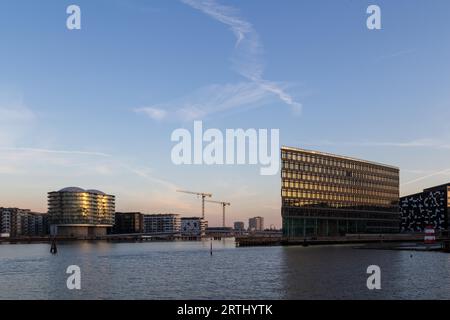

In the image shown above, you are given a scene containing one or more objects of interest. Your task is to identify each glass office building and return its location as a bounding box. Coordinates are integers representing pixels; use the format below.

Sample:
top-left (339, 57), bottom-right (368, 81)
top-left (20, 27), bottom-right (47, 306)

top-left (48, 187), bottom-right (115, 237)
top-left (281, 147), bottom-right (400, 238)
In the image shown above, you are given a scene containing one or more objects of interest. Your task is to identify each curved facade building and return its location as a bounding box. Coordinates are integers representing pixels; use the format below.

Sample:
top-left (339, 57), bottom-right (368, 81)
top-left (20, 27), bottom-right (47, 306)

top-left (48, 187), bottom-right (115, 237)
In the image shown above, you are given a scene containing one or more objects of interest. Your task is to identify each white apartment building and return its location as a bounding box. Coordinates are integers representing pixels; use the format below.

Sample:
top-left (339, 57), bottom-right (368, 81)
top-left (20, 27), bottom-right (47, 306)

top-left (143, 214), bottom-right (181, 234)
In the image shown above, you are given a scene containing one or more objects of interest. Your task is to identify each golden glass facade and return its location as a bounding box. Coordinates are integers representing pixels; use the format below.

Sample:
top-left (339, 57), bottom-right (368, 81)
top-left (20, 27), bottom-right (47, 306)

top-left (48, 187), bottom-right (115, 227)
top-left (281, 147), bottom-right (400, 238)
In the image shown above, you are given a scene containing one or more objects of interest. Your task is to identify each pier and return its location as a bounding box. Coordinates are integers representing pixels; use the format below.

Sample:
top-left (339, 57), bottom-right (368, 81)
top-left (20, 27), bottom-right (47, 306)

top-left (0, 232), bottom-right (213, 244)
top-left (4, 233), bottom-right (450, 253)
top-left (236, 233), bottom-right (450, 249)
top-left (235, 236), bottom-right (282, 247)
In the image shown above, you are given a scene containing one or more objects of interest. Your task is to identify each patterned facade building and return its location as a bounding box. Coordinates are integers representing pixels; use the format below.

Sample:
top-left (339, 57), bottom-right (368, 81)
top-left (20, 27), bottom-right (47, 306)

top-left (181, 217), bottom-right (207, 237)
top-left (400, 183), bottom-right (450, 232)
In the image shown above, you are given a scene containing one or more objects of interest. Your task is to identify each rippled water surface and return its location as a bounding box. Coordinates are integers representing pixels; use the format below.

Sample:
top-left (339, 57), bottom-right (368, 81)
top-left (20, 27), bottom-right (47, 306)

top-left (1, 240), bottom-right (449, 299)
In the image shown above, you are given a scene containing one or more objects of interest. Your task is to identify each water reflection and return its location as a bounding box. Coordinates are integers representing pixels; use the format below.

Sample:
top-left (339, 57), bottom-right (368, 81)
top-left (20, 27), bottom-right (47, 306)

top-left (280, 245), bottom-right (450, 299)
top-left (0, 241), bottom-right (449, 299)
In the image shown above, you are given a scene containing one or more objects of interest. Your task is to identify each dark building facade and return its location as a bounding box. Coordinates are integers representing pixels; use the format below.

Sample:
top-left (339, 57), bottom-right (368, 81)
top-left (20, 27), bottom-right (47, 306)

top-left (113, 212), bottom-right (143, 234)
top-left (248, 216), bottom-right (264, 232)
top-left (281, 147), bottom-right (400, 238)
top-left (400, 183), bottom-right (450, 232)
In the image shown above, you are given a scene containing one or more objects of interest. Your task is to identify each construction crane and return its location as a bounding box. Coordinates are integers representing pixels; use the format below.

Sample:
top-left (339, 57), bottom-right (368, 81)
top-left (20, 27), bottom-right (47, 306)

top-left (205, 200), bottom-right (230, 228)
top-left (176, 190), bottom-right (212, 219)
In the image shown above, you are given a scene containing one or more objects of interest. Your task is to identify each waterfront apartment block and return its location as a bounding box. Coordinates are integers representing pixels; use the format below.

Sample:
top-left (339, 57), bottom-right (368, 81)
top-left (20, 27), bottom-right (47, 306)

top-left (281, 147), bottom-right (400, 238)
top-left (143, 214), bottom-right (181, 234)
top-left (181, 217), bottom-right (207, 237)
top-left (113, 212), bottom-right (144, 234)
top-left (0, 208), bottom-right (48, 237)
top-left (48, 187), bottom-right (115, 237)
top-left (248, 216), bottom-right (264, 232)
top-left (400, 183), bottom-right (450, 232)
top-left (0, 209), bottom-right (11, 237)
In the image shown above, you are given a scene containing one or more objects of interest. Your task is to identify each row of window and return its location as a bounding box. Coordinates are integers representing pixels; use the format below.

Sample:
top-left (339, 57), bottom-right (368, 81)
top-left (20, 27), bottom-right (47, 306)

top-left (50, 210), bottom-right (114, 217)
top-left (48, 200), bottom-right (115, 206)
top-left (283, 207), bottom-right (399, 219)
top-left (282, 162), bottom-right (398, 184)
top-left (281, 151), bottom-right (398, 176)
top-left (282, 195), bottom-right (396, 207)
top-left (48, 194), bottom-right (115, 199)
top-left (49, 203), bottom-right (114, 207)
top-left (284, 218), bottom-right (398, 226)
top-left (281, 181), bottom-right (397, 199)
top-left (48, 204), bottom-right (115, 208)
top-left (50, 218), bottom-right (114, 224)
top-left (282, 170), bottom-right (398, 192)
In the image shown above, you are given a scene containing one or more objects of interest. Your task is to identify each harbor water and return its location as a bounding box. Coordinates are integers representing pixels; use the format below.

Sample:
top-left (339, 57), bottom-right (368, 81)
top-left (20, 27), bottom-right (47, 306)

top-left (0, 239), bottom-right (449, 299)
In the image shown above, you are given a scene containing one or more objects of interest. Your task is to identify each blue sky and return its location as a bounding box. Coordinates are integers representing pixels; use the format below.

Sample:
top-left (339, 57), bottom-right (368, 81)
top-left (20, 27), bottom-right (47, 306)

top-left (1, 0), bottom-right (450, 227)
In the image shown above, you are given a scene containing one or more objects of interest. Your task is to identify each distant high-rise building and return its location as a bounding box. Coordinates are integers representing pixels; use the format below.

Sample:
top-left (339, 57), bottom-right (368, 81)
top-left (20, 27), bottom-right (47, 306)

top-left (281, 146), bottom-right (400, 238)
top-left (181, 217), bottom-right (207, 237)
top-left (0, 208), bottom-right (47, 237)
top-left (400, 183), bottom-right (450, 232)
top-left (114, 212), bottom-right (144, 234)
top-left (248, 217), bottom-right (264, 232)
top-left (143, 214), bottom-right (181, 234)
top-left (48, 187), bottom-right (115, 237)
top-left (234, 221), bottom-right (245, 231)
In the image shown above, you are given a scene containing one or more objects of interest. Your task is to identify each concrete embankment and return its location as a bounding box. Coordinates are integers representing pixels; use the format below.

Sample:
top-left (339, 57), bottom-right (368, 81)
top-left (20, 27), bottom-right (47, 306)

top-left (0, 234), bottom-right (214, 244)
top-left (236, 234), bottom-right (450, 249)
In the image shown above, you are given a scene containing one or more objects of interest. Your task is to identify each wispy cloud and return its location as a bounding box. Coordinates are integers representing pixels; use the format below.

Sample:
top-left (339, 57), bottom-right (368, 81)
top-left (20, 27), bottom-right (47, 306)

top-left (0, 146), bottom-right (178, 190)
top-left (401, 168), bottom-right (450, 187)
top-left (0, 90), bottom-right (183, 213)
top-left (135, 82), bottom-right (278, 122)
top-left (0, 147), bottom-right (111, 157)
top-left (359, 139), bottom-right (450, 149)
top-left (134, 107), bottom-right (168, 121)
top-left (181, 0), bottom-right (302, 114)
top-left (0, 105), bottom-right (34, 122)
top-left (299, 138), bottom-right (450, 150)
top-left (181, 0), bottom-right (263, 77)
top-left (117, 162), bottom-right (179, 191)
top-left (378, 49), bottom-right (416, 61)
top-left (0, 94), bottom-right (35, 146)
top-left (136, 0), bottom-right (303, 122)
